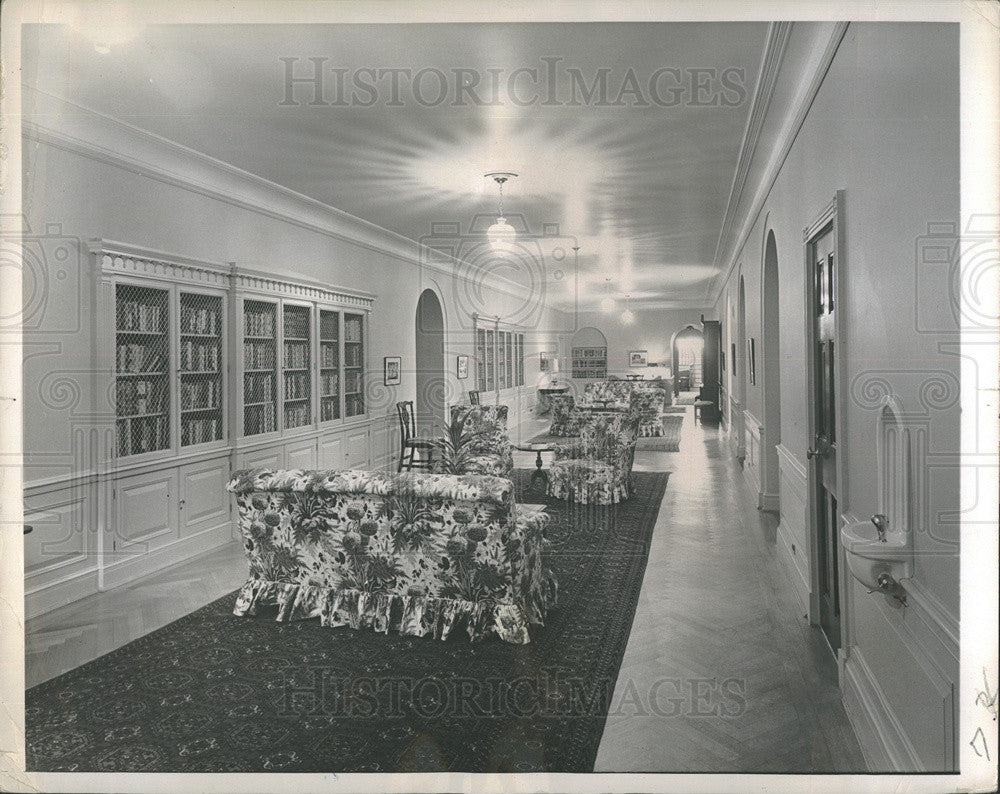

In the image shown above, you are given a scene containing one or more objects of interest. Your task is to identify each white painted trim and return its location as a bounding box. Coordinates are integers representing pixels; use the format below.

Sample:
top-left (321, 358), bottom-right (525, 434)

top-left (24, 568), bottom-right (100, 621)
top-left (99, 523), bottom-right (236, 592)
top-left (776, 441), bottom-right (807, 480)
top-left (776, 522), bottom-right (810, 615)
top-left (842, 645), bottom-right (921, 772)
top-left (710, 22), bottom-right (851, 304)
top-left (759, 491), bottom-right (780, 512)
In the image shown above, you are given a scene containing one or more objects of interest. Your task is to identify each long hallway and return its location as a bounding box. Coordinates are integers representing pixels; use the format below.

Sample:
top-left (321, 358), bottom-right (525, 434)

top-left (27, 403), bottom-right (866, 771)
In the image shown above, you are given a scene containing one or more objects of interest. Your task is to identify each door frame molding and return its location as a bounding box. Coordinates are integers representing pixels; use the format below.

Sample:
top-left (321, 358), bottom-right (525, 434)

top-left (802, 189), bottom-right (851, 674)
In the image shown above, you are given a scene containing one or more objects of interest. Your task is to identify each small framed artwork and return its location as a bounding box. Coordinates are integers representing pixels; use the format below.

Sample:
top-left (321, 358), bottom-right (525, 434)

top-left (384, 356), bottom-right (401, 386)
top-left (747, 338), bottom-right (757, 385)
top-left (456, 354), bottom-right (469, 380)
top-left (731, 342), bottom-right (737, 376)
top-left (539, 351), bottom-right (555, 372)
top-left (628, 350), bottom-right (648, 368)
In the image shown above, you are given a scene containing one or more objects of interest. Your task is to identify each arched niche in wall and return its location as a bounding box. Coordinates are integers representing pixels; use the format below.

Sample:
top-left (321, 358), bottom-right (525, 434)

top-left (569, 326), bottom-right (608, 381)
top-left (415, 288), bottom-right (446, 435)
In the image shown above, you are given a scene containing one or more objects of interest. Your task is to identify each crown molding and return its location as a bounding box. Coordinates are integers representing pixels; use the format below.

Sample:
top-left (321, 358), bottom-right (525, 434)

top-left (708, 21), bottom-right (850, 305)
top-left (709, 21), bottom-right (793, 303)
top-left (21, 87), bottom-right (540, 307)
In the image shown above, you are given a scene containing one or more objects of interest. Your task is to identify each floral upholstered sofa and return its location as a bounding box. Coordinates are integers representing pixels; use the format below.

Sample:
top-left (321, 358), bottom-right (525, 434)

top-left (584, 379), bottom-right (671, 408)
top-left (547, 413), bottom-right (641, 504)
top-left (548, 394), bottom-right (586, 437)
top-left (446, 404), bottom-right (514, 477)
top-left (227, 468), bottom-right (556, 644)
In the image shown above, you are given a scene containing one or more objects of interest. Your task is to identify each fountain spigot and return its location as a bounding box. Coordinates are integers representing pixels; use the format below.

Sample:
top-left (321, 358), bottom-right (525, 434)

top-left (870, 514), bottom-right (888, 542)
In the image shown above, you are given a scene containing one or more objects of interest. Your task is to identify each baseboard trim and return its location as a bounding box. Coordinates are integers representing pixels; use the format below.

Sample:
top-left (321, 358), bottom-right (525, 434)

top-left (842, 645), bottom-right (922, 772)
top-left (99, 523), bottom-right (234, 592)
top-left (776, 521), bottom-right (810, 616)
top-left (759, 491), bottom-right (779, 512)
top-left (25, 568), bottom-right (100, 620)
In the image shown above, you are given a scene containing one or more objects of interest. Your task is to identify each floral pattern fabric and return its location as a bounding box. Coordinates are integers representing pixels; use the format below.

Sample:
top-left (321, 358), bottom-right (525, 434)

top-left (548, 394), bottom-right (585, 437)
top-left (448, 404), bottom-right (514, 477)
top-left (227, 468), bottom-right (557, 644)
top-left (547, 413), bottom-right (640, 504)
top-left (629, 387), bottom-right (667, 437)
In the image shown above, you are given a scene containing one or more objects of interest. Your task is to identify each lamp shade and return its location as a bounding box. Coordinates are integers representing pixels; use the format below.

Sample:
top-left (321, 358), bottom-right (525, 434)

top-left (487, 217), bottom-right (516, 252)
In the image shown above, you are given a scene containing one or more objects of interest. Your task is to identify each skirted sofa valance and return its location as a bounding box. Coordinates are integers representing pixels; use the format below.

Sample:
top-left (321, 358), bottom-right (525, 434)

top-left (227, 468), bottom-right (557, 644)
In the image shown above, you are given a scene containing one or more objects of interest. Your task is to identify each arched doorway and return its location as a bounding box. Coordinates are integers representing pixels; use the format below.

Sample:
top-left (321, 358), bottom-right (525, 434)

top-left (761, 230), bottom-right (782, 510)
top-left (669, 325), bottom-right (704, 395)
top-left (415, 289), bottom-right (445, 436)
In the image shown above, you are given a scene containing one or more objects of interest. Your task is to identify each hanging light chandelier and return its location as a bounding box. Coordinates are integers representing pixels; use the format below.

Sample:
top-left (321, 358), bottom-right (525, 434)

top-left (621, 294), bottom-right (635, 324)
top-left (485, 172), bottom-right (518, 252)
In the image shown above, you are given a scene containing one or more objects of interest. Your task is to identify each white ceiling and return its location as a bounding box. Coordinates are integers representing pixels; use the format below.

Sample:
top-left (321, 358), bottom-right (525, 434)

top-left (23, 20), bottom-right (768, 309)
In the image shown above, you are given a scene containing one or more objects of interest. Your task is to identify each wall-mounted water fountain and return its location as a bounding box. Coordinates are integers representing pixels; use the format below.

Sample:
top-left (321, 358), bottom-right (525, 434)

top-left (842, 397), bottom-right (921, 605)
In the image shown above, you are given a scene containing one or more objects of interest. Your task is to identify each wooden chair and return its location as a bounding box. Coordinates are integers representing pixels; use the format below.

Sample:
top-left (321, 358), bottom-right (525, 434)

top-left (468, 390), bottom-right (481, 405)
top-left (396, 401), bottom-right (435, 471)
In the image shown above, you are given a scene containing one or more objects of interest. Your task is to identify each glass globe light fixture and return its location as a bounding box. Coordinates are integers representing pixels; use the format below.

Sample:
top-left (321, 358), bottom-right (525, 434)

top-left (485, 172), bottom-right (518, 253)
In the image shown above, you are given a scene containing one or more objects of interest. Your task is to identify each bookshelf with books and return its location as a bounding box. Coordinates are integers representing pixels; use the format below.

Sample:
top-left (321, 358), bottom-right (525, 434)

top-left (242, 299), bottom-right (278, 436)
top-left (179, 291), bottom-right (224, 447)
top-left (115, 284), bottom-right (170, 457)
top-left (344, 312), bottom-right (365, 418)
top-left (282, 304), bottom-right (312, 429)
top-left (320, 309), bottom-right (340, 422)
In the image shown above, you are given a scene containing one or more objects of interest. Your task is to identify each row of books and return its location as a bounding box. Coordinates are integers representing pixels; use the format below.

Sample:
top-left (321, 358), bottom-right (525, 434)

top-left (320, 313), bottom-right (339, 339)
top-left (345, 371), bottom-right (363, 393)
top-left (344, 319), bottom-right (363, 342)
top-left (283, 309), bottom-right (310, 339)
top-left (320, 400), bottom-right (340, 422)
top-left (245, 309), bottom-right (275, 337)
top-left (284, 372), bottom-right (309, 400)
top-left (320, 372), bottom-right (339, 396)
top-left (181, 417), bottom-right (221, 446)
top-left (283, 404), bottom-right (310, 428)
top-left (244, 374), bottom-right (274, 403)
top-left (117, 379), bottom-right (166, 416)
top-left (283, 341), bottom-right (309, 369)
top-left (118, 300), bottom-right (164, 333)
top-left (244, 403), bottom-right (276, 435)
top-left (180, 341), bottom-right (220, 372)
top-left (117, 344), bottom-right (165, 374)
top-left (345, 394), bottom-right (365, 417)
top-left (244, 341), bottom-right (275, 370)
top-left (117, 416), bottom-right (168, 456)
top-left (180, 305), bottom-right (219, 335)
top-left (320, 344), bottom-right (339, 368)
top-left (181, 380), bottom-right (221, 411)
top-left (344, 347), bottom-right (363, 368)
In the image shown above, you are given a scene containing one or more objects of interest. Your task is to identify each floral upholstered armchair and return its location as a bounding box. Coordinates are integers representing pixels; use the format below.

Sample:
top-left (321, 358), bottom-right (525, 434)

top-left (548, 394), bottom-right (585, 437)
top-left (226, 468), bottom-right (557, 644)
top-left (629, 387), bottom-right (667, 437)
top-left (445, 404), bottom-right (514, 477)
top-left (547, 412), bottom-right (641, 505)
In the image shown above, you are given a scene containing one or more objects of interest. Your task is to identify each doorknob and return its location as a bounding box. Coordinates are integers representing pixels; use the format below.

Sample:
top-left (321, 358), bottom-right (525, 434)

top-left (806, 448), bottom-right (823, 459)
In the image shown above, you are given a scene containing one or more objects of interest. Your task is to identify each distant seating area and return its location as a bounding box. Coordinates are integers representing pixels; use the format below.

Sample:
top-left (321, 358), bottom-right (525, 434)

top-left (548, 412), bottom-right (641, 504)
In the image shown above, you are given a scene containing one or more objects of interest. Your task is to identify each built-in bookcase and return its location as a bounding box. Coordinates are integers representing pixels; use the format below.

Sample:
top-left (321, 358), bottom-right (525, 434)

top-left (179, 292), bottom-right (224, 446)
top-left (282, 304), bottom-right (312, 429)
top-left (344, 313), bottom-right (365, 418)
top-left (115, 284), bottom-right (170, 457)
top-left (320, 310), bottom-right (340, 422)
top-left (242, 300), bottom-right (277, 436)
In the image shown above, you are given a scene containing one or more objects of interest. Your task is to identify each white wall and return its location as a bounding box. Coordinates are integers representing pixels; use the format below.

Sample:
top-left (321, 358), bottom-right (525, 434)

top-left (713, 22), bottom-right (960, 771)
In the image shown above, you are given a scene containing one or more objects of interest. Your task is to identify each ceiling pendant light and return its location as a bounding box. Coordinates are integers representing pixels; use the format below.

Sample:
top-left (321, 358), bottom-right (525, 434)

top-left (485, 172), bottom-right (518, 253)
top-left (621, 295), bottom-right (635, 325)
top-left (600, 278), bottom-right (615, 313)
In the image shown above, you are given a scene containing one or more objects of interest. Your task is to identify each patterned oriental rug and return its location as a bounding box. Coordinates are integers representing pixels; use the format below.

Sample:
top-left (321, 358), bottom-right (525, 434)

top-left (26, 470), bottom-right (670, 773)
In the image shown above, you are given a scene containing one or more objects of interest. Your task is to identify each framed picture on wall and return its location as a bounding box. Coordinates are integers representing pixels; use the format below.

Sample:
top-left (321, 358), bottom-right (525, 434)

top-left (628, 350), bottom-right (647, 368)
top-left (456, 355), bottom-right (469, 380)
top-left (748, 338), bottom-right (757, 385)
top-left (539, 351), bottom-right (555, 372)
top-left (731, 342), bottom-right (737, 376)
top-left (384, 356), bottom-right (401, 386)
